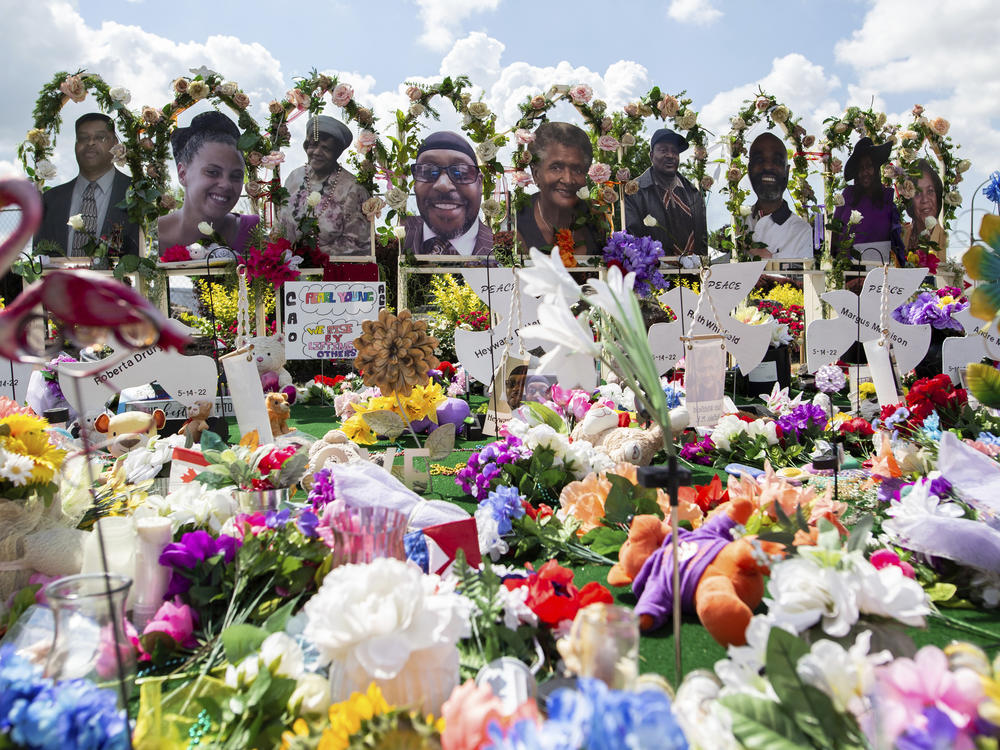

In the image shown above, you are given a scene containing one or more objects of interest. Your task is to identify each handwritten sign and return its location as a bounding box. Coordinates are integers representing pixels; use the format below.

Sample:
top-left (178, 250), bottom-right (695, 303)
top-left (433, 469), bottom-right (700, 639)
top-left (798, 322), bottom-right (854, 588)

top-left (806, 267), bottom-right (931, 374)
top-left (283, 282), bottom-right (385, 360)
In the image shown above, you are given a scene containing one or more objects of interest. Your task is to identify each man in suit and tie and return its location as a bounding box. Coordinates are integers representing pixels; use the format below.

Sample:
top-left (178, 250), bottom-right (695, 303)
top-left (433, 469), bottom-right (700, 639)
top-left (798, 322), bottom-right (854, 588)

top-left (403, 131), bottom-right (494, 257)
top-left (34, 113), bottom-right (139, 258)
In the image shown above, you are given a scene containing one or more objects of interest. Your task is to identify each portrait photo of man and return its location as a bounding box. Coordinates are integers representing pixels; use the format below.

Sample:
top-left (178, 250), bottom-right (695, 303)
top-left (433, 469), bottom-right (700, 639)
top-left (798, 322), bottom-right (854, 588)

top-left (34, 113), bottom-right (139, 258)
top-left (745, 132), bottom-right (813, 260)
top-left (625, 128), bottom-right (707, 258)
top-left (403, 130), bottom-right (494, 256)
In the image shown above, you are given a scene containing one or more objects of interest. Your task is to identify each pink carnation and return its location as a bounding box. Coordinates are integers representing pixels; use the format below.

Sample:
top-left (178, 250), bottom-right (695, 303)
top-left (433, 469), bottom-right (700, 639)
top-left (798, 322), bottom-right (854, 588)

top-left (331, 83), bottom-right (354, 107)
top-left (869, 548), bottom-right (915, 579)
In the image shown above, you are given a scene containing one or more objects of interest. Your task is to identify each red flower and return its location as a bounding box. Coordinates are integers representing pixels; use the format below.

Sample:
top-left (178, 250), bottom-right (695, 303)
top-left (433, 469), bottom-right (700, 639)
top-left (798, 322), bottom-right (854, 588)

top-left (258, 445), bottom-right (297, 473)
top-left (617, 412), bottom-right (631, 428)
top-left (160, 244), bottom-right (192, 262)
top-left (839, 418), bottom-right (874, 437)
top-left (504, 560), bottom-right (614, 626)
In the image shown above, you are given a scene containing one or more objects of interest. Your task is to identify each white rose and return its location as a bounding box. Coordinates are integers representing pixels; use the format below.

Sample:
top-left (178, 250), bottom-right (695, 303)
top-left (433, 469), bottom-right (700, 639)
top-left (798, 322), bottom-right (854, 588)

top-left (576, 186), bottom-right (590, 200)
top-left (677, 111), bottom-right (697, 129)
top-left (834, 193), bottom-right (845, 207)
top-left (35, 160), bottom-right (57, 181)
top-left (392, 225), bottom-right (407, 241)
top-left (924, 216), bottom-right (938, 230)
top-left (260, 632), bottom-right (305, 677)
top-left (408, 102), bottom-right (425, 118)
top-left (945, 190), bottom-right (962, 206)
top-left (848, 210), bottom-right (863, 225)
top-left (288, 673), bottom-right (331, 716)
top-left (643, 214), bottom-right (658, 227)
top-left (108, 86), bottom-right (131, 105)
top-left (67, 213), bottom-right (85, 231)
top-left (796, 631), bottom-right (889, 715)
top-left (853, 560), bottom-right (929, 627)
top-left (198, 221), bottom-right (214, 236)
top-left (739, 205), bottom-right (752, 217)
top-left (731, 117), bottom-right (747, 131)
top-left (386, 187), bottom-right (409, 211)
top-left (476, 140), bottom-right (499, 162)
top-left (306, 191), bottom-right (322, 208)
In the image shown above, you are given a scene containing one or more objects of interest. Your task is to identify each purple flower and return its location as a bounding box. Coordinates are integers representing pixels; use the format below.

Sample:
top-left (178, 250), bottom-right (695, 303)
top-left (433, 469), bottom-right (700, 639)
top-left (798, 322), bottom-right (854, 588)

top-left (776, 403), bottom-right (828, 440)
top-left (878, 477), bottom-right (907, 504)
top-left (296, 510), bottom-right (319, 538)
top-left (927, 475), bottom-right (952, 498)
top-left (680, 435), bottom-right (714, 465)
top-left (480, 485), bottom-right (526, 535)
top-left (160, 530), bottom-right (240, 596)
top-left (602, 231), bottom-right (668, 297)
top-left (814, 364), bottom-right (846, 394)
top-left (308, 468), bottom-right (336, 509)
top-left (892, 291), bottom-right (967, 332)
top-left (456, 436), bottom-right (531, 500)
top-left (894, 706), bottom-right (958, 750)
top-left (266, 508), bottom-right (291, 529)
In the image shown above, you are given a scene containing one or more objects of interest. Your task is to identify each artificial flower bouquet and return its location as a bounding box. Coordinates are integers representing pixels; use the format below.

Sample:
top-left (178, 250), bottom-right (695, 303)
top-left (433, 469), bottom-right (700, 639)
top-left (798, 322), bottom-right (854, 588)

top-left (601, 231), bottom-right (669, 298)
top-left (190, 431), bottom-right (307, 491)
top-left (0, 412), bottom-right (67, 503)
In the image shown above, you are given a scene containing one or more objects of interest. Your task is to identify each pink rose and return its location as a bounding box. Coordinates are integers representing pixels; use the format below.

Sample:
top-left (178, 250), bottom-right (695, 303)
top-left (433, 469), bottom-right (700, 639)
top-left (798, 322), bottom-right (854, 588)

top-left (143, 598), bottom-right (198, 648)
top-left (260, 151), bottom-right (286, 169)
top-left (515, 128), bottom-right (535, 145)
top-left (756, 96), bottom-right (770, 111)
top-left (616, 167), bottom-right (631, 181)
top-left (511, 170), bottom-right (533, 188)
top-left (589, 162), bottom-right (612, 183)
top-left (331, 83), bottom-right (354, 107)
top-left (356, 129), bottom-right (377, 154)
top-left (597, 134), bottom-right (619, 152)
top-left (568, 391), bottom-right (592, 421)
top-left (569, 83), bottom-right (593, 104)
top-left (929, 117), bottom-right (950, 136)
top-left (232, 92), bottom-right (250, 110)
top-left (726, 166), bottom-right (742, 182)
top-left (248, 151), bottom-right (263, 167)
top-left (623, 102), bottom-right (639, 118)
top-left (268, 100), bottom-right (284, 115)
top-left (658, 95), bottom-right (680, 117)
top-left (406, 85), bottom-right (423, 101)
top-left (286, 88), bottom-right (311, 110)
top-left (60, 74), bottom-right (87, 103)
top-left (912, 104), bottom-right (924, 117)
top-left (440, 681), bottom-right (540, 750)
top-left (530, 95), bottom-right (546, 110)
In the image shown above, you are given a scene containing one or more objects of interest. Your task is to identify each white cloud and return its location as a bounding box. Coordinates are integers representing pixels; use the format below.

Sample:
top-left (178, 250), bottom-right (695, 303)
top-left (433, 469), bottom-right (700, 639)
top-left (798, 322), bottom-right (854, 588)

top-left (413, 0), bottom-right (501, 52)
top-left (667, 0), bottom-right (722, 25)
top-left (440, 32), bottom-right (506, 87)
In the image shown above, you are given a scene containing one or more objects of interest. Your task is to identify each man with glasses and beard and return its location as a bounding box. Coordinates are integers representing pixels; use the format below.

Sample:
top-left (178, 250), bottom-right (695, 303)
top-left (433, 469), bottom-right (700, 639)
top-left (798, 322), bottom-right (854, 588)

top-left (403, 131), bottom-right (494, 256)
top-left (34, 113), bottom-right (139, 258)
top-left (744, 132), bottom-right (813, 260)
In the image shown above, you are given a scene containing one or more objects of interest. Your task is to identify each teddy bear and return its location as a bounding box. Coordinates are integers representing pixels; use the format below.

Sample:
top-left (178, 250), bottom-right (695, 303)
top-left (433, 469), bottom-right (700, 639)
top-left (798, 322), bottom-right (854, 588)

top-left (176, 400), bottom-right (212, 445)
top-left (570, 405), bottom-right (689, 466)
top-left (610, 497), bottom-right (784, 647)
top-left (246, 334), bottom-right (297, 404)
top-left (266, 392), bottom-right (292, 437)
top-left (94, 409), bottom-right (166, 457)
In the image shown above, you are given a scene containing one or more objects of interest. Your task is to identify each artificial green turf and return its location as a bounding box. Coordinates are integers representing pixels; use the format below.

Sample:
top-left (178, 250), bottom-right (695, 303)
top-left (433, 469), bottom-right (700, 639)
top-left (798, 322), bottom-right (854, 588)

top-left (266, 401), bottom-right (1000, 681)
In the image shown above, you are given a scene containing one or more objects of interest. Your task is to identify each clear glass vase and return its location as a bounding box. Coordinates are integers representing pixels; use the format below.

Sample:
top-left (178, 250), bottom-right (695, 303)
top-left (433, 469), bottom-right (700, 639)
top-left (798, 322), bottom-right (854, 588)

top-left (327, 505), bottom-right (408, 567)
top-left (44, 572), bottom-right (136, 702)
top-left (564, 603), bottom-right (639, 690)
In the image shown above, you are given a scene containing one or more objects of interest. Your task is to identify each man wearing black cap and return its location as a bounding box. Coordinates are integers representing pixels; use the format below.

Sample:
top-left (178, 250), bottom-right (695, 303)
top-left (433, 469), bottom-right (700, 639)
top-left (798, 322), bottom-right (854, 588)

top-left (745, 132), bottom-right (813, 260)
top-left (34, 113), bottom-right (139, 258)
top-left (624, 128), bottom-right (707, 258)
top-left (279, 115), bottom-right (371, 257)
top-left (404, 130), bottom-right (493, 256)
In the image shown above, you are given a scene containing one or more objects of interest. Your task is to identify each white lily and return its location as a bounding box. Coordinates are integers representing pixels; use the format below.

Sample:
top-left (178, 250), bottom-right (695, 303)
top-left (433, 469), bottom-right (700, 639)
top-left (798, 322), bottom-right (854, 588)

top-left (584, 264), bottom-right (642, 330)
top-left (520, 303), bottom-right (600, 358)
top-left (517, 246), bottom-right (581, 305)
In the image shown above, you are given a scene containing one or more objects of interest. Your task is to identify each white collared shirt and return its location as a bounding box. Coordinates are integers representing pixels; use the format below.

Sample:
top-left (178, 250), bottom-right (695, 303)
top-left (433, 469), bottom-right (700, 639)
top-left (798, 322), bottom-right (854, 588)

top-left (422, 220), bottom-right (478, 256)
top-left (67, 168), bottom-right (116, 251)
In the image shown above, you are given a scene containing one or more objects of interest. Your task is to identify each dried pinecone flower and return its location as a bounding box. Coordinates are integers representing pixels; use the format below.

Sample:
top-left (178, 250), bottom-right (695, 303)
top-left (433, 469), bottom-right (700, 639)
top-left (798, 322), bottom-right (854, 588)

top-left (353, 309), bottom-right (439, 397)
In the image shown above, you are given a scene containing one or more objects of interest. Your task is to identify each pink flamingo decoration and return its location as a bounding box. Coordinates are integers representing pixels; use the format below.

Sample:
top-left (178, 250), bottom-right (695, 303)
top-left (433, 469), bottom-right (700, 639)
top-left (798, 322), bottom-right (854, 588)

top-left (0, 177), bottom-right (189, 362)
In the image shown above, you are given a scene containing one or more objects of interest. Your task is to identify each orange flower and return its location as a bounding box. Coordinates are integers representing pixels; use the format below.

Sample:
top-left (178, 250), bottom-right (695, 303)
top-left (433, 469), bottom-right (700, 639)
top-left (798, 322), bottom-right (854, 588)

top-left (558, 472), bottom-right (611, 536)
top-left (555, 228), bottom-right (577, 267)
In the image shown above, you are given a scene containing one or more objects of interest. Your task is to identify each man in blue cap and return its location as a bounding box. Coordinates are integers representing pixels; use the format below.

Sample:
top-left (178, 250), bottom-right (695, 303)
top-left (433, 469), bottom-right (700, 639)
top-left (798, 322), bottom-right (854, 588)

top-left (625, 128), bottom-right (707, 259)
top-left (404, 130), bottom-right (493, 256)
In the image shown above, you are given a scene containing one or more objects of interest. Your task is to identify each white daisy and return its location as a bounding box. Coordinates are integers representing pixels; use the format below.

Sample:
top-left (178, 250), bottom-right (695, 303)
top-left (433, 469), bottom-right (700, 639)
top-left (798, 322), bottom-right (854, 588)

top-left (0, 453), bottom-right (36, 486)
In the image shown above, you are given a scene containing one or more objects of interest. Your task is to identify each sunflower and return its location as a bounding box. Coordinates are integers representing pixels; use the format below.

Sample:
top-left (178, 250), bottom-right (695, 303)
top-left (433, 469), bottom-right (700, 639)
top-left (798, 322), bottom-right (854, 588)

top-left (353, 309), bottom-right (439, 398)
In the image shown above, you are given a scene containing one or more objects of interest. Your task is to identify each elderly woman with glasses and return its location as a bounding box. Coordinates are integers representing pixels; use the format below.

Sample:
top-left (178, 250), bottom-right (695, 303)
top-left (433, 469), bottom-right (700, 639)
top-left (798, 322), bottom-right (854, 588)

top-left (402, 131), bottom-right (494, 256)
top-left (278, 115), bottom-right (371, 257)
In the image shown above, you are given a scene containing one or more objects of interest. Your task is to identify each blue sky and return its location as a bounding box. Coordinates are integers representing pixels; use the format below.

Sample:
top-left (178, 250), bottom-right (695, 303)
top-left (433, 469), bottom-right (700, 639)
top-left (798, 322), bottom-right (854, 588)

top-left (3, 0), bottom-right (998, 250)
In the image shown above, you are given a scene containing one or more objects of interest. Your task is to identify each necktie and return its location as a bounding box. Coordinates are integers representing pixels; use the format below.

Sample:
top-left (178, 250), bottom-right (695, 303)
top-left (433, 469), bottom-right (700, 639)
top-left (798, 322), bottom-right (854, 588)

top-left (73, 181), bottom-right (98, 256)
top-left (423, 236), bottom-right (455, 255)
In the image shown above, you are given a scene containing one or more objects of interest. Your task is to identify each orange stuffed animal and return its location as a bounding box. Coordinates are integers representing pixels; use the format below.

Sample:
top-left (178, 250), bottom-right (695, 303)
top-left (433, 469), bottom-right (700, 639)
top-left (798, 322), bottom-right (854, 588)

top-left (610, 498), bottom-right (783, 647)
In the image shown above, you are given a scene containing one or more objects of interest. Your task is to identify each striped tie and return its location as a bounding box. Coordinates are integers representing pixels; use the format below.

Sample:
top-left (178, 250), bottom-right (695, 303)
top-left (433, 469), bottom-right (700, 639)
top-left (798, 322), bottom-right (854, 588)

top-left (73, 181), bottom-right (98, 256)
top-left (423, 236), bottom-right (454, 254)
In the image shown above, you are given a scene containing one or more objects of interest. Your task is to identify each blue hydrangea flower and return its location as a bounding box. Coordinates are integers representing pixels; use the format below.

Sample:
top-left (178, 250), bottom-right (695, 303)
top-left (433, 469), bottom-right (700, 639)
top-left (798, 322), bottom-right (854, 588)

top-left (480, 485), bottom-right (526, 535)
top-left (920, 411), bottom-right (942, 441)
top-left (983, 170), bottom-right (1000, 206)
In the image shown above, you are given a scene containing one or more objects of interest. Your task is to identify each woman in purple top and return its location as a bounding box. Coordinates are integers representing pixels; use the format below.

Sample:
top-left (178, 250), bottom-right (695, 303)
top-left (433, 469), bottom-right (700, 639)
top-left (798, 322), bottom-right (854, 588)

top-left (832, 137), bottom-right (904, 265)
top-left (158, 111), bottom-right (260, 256)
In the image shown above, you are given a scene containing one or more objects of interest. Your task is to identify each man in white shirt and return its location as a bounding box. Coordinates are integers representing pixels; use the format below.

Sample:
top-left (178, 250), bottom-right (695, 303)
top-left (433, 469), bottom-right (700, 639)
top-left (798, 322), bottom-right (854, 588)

top-left (403, 131), bottom-right (493, 257)
top-left (746, 133), bottom-right (813, 260)
top-left (34, 113), bottom-right (139, 258)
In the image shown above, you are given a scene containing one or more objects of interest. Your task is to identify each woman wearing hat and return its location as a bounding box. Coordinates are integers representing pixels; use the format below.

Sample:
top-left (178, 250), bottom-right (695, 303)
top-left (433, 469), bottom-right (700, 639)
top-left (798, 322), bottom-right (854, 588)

top-left (832, 137), bottom-right (904, 264)
top-left (278, 115), bottom-right (370, 258)
top-left (158, 112), bottom-right (259, 254)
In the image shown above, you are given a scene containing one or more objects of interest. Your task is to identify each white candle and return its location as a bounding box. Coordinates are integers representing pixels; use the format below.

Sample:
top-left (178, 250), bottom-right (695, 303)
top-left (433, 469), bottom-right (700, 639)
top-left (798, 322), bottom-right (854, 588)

top-left (131, 517), bottom-right (173, 631)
